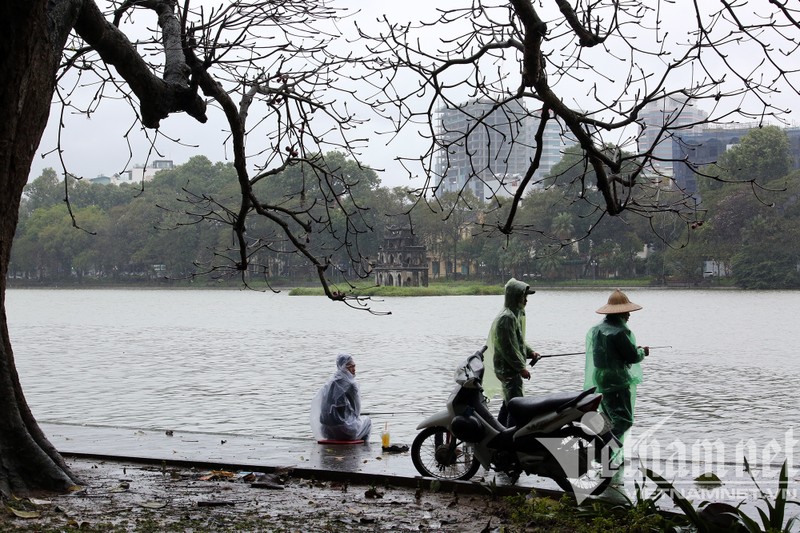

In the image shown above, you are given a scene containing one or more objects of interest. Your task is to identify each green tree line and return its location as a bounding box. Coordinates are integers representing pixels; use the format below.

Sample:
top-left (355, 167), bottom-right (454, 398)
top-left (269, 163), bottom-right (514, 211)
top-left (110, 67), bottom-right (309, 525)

top-left (11, 126), bottom-right (800, 289)
top-left (12, 153), bottom-right (401, 284)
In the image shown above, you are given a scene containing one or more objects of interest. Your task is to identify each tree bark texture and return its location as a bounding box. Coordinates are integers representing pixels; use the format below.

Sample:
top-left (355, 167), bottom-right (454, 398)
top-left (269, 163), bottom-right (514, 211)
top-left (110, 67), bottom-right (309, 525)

top-left (0, 0), bottom-right (81, 496)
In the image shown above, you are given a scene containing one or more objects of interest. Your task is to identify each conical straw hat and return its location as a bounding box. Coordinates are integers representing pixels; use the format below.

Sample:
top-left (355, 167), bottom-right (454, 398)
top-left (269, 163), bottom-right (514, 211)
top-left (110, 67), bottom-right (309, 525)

top-left (595, 289), bottom-right (643, 314)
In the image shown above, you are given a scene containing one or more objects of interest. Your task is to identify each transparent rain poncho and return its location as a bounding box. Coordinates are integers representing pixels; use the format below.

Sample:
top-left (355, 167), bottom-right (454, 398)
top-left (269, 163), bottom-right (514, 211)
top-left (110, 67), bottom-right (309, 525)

top-left (584, 315), bottom-right (645, 442)
top-left (310, 354), bottom-right (372, 441)
top-left (483, 278), bottom-right (535, 402)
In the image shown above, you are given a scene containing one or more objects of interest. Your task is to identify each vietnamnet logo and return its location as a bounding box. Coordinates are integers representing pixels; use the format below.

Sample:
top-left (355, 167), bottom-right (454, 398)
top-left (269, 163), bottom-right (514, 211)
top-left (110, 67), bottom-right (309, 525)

top-left (626, 413), bottom-right (798, 501)
top-left (536, 412), bottom-right (622, 504)
top-left (538, 411), bottom-right (799, 504)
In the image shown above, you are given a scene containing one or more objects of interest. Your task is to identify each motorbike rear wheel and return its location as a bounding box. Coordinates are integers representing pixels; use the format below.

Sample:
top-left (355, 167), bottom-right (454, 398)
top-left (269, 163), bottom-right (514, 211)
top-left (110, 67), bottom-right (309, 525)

top-left (550, 430), bottom-right (617, 497)
top-left (411, 426), bottom-right (481, 481)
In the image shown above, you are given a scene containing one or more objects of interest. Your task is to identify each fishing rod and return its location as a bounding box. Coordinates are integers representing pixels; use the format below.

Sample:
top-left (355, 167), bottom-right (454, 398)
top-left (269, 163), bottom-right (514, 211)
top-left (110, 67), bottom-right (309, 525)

top-left (537, 345), bottom-right (673, 358)
top-left (361, 411), bottom-right (428, 416)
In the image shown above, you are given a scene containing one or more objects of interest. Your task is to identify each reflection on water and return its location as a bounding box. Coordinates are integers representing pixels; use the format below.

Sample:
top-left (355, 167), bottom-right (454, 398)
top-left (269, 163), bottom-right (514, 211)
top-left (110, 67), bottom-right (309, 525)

top-left (7, 288), bottom-right (799, 468)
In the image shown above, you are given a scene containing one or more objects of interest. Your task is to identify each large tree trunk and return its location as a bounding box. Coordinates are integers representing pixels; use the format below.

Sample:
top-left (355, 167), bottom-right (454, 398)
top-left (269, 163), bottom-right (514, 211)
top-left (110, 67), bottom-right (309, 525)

top-left (0, 0), bottom-right (81, 496)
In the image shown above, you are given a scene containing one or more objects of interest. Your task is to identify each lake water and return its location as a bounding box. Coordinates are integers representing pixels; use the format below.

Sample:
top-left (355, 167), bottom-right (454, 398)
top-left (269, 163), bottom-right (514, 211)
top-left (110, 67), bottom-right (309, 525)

top-left (6, 288), bottom-right (799, 477)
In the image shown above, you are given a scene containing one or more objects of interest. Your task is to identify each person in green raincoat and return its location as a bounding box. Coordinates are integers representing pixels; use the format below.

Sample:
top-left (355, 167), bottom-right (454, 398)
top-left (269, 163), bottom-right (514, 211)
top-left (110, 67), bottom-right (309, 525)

top-left (483, 278), bottom-right (541, 427)
top-left (584, 289), bottom-right (649, 444)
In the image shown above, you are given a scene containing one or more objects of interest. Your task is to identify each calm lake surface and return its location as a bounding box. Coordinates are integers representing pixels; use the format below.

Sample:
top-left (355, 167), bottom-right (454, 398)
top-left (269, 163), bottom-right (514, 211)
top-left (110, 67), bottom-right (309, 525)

top-left (6, 288), bottom-right (799, 469)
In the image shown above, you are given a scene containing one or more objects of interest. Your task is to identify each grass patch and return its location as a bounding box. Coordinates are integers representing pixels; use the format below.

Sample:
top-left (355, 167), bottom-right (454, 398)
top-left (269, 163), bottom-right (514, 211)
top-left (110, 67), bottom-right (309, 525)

top-left (287, 276), bottom-right (733, 296)
top-left (504, 492), bottom-right (684, 532)
top-left (289, 282), bottom-right (504, 297)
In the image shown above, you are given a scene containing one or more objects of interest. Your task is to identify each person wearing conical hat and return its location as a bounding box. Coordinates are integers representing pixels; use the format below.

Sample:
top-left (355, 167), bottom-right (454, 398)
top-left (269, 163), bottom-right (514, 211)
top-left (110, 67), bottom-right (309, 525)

top-left (584, 289), bottom-right (649, 445)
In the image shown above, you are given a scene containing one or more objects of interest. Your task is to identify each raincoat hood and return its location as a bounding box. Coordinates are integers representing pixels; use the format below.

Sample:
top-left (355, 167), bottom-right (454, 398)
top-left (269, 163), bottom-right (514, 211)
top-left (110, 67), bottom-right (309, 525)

top-left (483, 278), bottom-right (536, 399)
top-left (503, 278), bottom-right (533, 313)
top-left (335, 353), bottom-right (356, 381)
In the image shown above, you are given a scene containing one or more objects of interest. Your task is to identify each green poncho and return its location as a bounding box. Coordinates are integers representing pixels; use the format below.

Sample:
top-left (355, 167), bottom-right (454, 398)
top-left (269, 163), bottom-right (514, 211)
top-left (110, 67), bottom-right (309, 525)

top-left (483, 278), bottom-right (535, 400)
top-left (584, 315), bottom-right (645, 443)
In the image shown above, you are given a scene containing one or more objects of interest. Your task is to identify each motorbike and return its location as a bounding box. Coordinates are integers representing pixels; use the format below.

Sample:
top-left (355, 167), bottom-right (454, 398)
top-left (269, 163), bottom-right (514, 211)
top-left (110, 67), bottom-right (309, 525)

top-left (410, 347), bottom-right (621, 497)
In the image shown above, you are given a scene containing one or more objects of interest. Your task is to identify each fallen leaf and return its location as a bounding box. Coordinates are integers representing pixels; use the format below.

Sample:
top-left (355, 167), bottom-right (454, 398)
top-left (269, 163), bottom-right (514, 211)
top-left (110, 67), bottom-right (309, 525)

top-left (7, 507), bottom-right (40, 519)
top-left (199, 470), bottom-right (235, 481)
top-left (139, 501), bottom-right (167, 509)
top-left (27, 498), bottom-right (52, 506)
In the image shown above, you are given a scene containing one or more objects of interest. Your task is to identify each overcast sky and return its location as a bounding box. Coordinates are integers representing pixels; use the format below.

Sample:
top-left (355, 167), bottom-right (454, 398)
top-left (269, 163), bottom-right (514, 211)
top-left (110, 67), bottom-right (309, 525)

top-left (30, 1), bottom-right (800, 188)
top-left (31, 1), bottom-right (453, 189)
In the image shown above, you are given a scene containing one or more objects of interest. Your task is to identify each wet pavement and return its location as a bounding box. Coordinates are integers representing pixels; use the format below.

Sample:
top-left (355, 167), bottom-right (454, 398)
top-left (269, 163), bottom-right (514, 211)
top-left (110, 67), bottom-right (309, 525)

top-left (42, 422), bottom-right (556, 496)
top-left (42, 422), bottom-right (795, 521)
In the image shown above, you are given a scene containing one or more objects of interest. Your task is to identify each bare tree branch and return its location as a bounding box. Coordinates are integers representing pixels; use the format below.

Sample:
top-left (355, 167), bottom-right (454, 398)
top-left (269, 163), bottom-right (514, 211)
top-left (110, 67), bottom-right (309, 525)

top-left (357, 0), bottom-right (800, 243)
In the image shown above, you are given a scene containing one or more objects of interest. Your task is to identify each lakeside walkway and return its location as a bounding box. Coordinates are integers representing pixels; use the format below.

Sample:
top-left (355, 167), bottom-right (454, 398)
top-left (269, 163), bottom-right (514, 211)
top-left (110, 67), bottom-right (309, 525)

top-left (42, 422), bottom-right (554, 496)
top-left (43, 422), bottom-right (786, 519)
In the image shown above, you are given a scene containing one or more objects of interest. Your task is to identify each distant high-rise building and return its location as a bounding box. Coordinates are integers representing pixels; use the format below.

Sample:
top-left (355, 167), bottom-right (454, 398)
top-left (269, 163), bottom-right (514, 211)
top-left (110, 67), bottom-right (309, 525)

top-left (536, 113), bottom-right (571, 184)
top-left (435, 100), bottom-right (571, 200)
top-left (637, 97), bottom-right (708, 176)
top-left (479, 110), bottom-right (569, 199)
top-left (435, 99), bottom-right (531, 201)
top-left (673, 125), bottom-right (800, 194)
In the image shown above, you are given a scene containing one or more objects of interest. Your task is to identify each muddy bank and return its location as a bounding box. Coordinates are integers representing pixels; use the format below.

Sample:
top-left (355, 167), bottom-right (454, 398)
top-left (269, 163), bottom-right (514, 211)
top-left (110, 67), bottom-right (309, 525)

top-left (1, 458), bottom-right (514, 532)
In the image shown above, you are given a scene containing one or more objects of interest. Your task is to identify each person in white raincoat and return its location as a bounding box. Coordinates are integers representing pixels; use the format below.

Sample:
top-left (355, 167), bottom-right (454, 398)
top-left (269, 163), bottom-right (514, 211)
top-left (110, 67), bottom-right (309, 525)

top-left (310, 354), bottom-right (372, 441)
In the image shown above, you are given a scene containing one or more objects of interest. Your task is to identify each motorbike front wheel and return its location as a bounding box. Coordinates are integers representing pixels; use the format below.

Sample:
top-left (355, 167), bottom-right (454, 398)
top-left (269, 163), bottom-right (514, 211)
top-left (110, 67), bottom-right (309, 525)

top-left (411, 426), bottom-right (481, 481)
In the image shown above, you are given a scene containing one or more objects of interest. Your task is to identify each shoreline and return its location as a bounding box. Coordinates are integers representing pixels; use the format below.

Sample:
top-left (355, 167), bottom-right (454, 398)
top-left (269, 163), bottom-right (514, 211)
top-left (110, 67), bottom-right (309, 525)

top-left (5, 283), bottom-right (744, 295)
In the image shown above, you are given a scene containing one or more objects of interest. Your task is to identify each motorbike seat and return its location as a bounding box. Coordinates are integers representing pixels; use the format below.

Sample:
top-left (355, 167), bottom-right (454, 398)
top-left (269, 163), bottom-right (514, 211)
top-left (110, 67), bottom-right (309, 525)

top-left (507, 391), bottom-right (585, 425)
